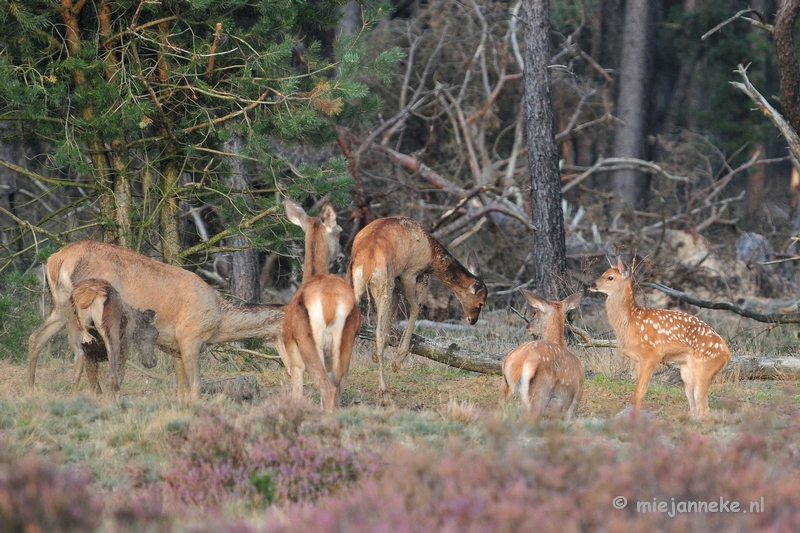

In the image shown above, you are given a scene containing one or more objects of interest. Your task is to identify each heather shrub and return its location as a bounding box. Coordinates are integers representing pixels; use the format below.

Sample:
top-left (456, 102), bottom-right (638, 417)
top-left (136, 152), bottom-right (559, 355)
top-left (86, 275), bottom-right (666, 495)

top-left (255, 417), bottom-right (800, 532)
top-left (0, 455), bottom-right (102, 533)
top-left (162, 398), bottom-right (380, 511)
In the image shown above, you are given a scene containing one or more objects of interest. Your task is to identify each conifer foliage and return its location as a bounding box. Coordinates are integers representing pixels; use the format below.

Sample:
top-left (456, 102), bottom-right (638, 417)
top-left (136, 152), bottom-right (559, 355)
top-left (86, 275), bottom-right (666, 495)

top-left (0, 0), bottom-right (399, 263)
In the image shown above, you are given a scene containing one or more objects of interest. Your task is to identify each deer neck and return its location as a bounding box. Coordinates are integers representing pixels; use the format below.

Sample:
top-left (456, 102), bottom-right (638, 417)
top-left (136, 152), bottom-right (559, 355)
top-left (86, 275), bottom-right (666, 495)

top-left (303, 231), bottom-right (330, 283)
top-left (542, 312), bottom-right (566, 346)
top-left (214, 296), bottom-right (284, 343)
top-left (428, 237), bottom-right (474, 292)
top-left (605, 278), bottom-right (639, 339)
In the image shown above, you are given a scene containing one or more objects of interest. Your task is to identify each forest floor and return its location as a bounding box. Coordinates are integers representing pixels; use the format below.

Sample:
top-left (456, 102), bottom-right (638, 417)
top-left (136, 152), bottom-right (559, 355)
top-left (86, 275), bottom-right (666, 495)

top-left (3, 308), bottom-right (800, 531)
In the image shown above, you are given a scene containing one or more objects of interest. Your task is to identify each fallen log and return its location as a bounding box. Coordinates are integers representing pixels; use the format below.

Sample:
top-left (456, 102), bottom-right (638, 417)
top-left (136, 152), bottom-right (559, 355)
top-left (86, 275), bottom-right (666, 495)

top-left (662, 354), bottom-right (800, 383)
top-left (358, 327), bottom-right (800, 382)
top-left (358, 328), bottom-right (504, 375)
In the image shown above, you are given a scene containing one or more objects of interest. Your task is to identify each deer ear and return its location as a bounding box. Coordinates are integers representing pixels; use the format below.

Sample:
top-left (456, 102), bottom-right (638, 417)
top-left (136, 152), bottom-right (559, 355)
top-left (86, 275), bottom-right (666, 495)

top-left (520, 288), bottom-right (547, 310)
top-left (143, 309), bottom-right (157, 325)
top-left (617, 258), bottom-right (630, 278)
top-left (562, 292), bottom-right (583, 312)
top-left (284, 197), bottom-right (310, 232)
top-left (320, 202), bottom-right (338, 231)
top-left (467, 251), bottom-right (481, 277)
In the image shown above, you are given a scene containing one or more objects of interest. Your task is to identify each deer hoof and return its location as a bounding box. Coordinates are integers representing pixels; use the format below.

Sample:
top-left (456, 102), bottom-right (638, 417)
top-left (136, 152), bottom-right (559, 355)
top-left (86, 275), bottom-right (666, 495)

top-left (391, 360), bottom-right (402, 372)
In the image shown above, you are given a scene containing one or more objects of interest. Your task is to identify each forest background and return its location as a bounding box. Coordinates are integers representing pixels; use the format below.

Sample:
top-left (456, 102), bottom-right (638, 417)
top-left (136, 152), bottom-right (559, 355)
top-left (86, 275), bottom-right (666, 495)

top-left (1, 0), bottom-right (797, 316)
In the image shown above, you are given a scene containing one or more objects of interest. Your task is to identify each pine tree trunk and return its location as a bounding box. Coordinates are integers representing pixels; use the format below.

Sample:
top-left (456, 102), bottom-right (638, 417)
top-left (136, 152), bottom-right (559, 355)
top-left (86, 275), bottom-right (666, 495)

top-left (522, 0), bottom-right (566, 300)
top-left (224, 135), bottom-right (260, 303)
top-left (159, 157), bottom-right (182, 266)
top-left (612, 0), bottom-right (650, 211)
top-left (775, 0), bottom-right (800, 135)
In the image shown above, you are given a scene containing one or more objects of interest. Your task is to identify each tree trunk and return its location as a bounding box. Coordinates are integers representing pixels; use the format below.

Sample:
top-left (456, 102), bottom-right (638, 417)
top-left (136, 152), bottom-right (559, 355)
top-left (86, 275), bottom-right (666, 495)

top-left (775, 0), bottom-right (800, 135)
top-left (159, 157), bottom-right (182, 266)
top-left (522, 0), bottom-right (566, 299)
top-left (338, 1), bottom-right (362, 36)
top-left (224, 135), bottom-right (260, 303)
top-left (612, 0), bottom-right (650, 211)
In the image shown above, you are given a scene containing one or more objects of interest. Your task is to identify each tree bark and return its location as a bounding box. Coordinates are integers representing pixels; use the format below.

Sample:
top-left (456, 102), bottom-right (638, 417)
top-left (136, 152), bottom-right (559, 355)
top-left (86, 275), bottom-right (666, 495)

top-left (775, 0), bottom-right (800, 135)
top-left (159, 157), bottom-right (182, 266)
top-left (522, 0), bottom-right (566, 299)
top-left (224, 134), bottom-right (260, 303)
top-left (612, 0), bottom-right (650, 211)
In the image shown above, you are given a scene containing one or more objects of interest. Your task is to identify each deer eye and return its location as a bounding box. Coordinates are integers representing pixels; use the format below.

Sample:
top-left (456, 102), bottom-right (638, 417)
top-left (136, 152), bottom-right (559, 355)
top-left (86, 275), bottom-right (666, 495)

top-left (607, 275), bottom-right (614, 281)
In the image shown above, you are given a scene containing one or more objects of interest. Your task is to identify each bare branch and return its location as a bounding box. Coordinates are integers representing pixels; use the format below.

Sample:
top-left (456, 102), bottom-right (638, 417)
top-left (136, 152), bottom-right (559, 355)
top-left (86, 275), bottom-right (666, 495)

top-left (561, 157), bottom-right (689, 194)
top-left (731, 63), bottom-right (800, 162)
top-left (642, 281), bottom-right (800, 324)
top-left (701, 9), bottom-right (773, 41)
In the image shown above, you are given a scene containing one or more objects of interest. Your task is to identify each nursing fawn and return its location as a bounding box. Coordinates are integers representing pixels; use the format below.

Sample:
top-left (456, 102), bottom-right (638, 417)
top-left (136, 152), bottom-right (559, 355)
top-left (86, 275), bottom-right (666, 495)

top-left (590, 257), bottom-right (730, 418)
top-left (280, 198), bottom-right (361, 411)
top-left (501, 289), bottom-right (584, 420)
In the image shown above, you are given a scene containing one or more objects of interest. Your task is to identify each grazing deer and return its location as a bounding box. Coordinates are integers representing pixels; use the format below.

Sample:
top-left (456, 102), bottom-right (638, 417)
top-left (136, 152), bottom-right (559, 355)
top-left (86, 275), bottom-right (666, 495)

top-left (28, 240), bottom-right (284, 403)
top-left (280, 198), bottom-right (361, 411)
top-left (501, 289), bottom-right (584, 420)
top-left (67, 278), bottom-right (159, 400)
top-left (348, 216), bottom-right (487, 402)
top-left (590, 257), bottom-right (731, 418)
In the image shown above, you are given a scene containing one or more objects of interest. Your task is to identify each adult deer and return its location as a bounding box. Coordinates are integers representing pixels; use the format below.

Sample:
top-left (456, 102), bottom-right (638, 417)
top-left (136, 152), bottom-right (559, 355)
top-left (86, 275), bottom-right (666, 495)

top-left (67, 278), bottom-right (159, 400)
top-left (590, 257), bottom-right (731, 418)
top-left (501, 289), bottom-right (584, 420)
top-left (281, 198), bottom-right (361, 411)
top-left (28, 240), bottom-right (284, 403)
top-left (348, 216), bottom-right (488, 402)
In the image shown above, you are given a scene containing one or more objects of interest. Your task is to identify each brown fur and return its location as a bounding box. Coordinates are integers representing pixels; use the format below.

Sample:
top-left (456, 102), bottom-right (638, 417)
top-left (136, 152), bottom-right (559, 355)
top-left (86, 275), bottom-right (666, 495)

top-left (590, 257), bottom-right (731, 417)
top-left (28, 240), bottom-right (284, 403)
top-left (67, 279), bottom-right (158, 400)
top-left (347, 216), bottom-right (487, 403)
top-left (501, 290), bottom-right (584, 420)
top-left (280, 199), bottom-right (361, 411)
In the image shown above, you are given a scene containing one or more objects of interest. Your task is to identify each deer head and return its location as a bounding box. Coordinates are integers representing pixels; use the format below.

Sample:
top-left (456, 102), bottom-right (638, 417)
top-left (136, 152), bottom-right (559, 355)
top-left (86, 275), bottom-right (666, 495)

top-left (284, 198), bottom-right (343, 280)
top-left (589, 257), bottom-right (630, 295)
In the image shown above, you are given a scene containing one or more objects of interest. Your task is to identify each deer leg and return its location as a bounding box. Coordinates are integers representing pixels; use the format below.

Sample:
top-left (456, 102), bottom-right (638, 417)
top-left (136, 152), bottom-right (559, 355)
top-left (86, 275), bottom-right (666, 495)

top-left (295, 328), bottom-right (337, 411)
top-left (98, 329), bottom-right (122, 402)
top-left (679, 362), bottom-right (696, 414)
top-left (392, 274), bottom-right (421, 372)
top-left (285, 340), bottom-right (307, 400)
top-left (83, 353), bottom-right (102, 396)
top-left (27, 307), bottom-right (68, 392)
top-left (177, 339), bottom-right (204, 405)
top-left (565, 389), bottom-right (582, 421)
top-left (335, 307), bottom-right (361, 407)
top-left (691, 362), bottom-right (716, 418)
top-left (66, 315), bottom-right (85, 395)
top-left (499, 372), bottom-right (514, 408)
top-left (528, 378), bottom-right (553, 420)
top-left (71, 349), bottom-right (86, 396)
top-left (173, 357), bottom-right (188, 405)
top-left (372, 275), bottom-right (394, 404)
top-left (632, 357), bottom-right (659, 417)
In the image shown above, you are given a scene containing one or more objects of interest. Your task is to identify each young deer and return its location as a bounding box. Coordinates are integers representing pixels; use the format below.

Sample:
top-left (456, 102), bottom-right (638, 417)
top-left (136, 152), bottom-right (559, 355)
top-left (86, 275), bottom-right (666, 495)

top-left (590, 257), bottom-right (731, 418)
top-left (348, 216), bottom-right (488, 402)
top-left (280, 198), bottom-right (361, 411)
top-left (501, 290), bottom-right (584, 420)
top-left (67, 278), bottom-right (159, 400)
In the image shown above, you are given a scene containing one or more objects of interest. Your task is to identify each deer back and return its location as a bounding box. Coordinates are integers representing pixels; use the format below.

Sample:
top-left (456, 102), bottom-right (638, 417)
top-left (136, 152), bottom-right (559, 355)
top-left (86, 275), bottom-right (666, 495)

top-left (47, 240), bottom-right (223, 350)
top-left (348, 216), bottom-right (488, 324)
top-left (590, 257), bottom-right (729, 358)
